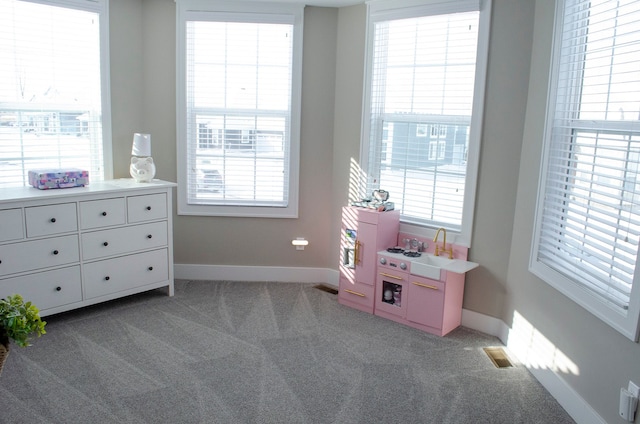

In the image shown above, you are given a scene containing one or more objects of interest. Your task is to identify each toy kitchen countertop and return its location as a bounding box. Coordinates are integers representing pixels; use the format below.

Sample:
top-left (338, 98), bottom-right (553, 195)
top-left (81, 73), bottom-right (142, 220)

top-left (378, 248), bottom-right (479, 278)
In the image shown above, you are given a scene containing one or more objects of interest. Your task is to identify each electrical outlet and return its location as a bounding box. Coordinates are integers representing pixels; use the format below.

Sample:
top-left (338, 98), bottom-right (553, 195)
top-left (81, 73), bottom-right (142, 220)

top-left (621, 382), bottom-right (640, 423)
top-left (620, 388), bottom-right (638, 422)
top-left (629, 381), bottom-right (640, 399)
top-left (291, 238), bottom-right (308, 251)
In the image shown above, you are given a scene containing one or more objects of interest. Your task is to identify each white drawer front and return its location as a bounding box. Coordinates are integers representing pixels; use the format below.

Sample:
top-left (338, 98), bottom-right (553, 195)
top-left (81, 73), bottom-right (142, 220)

top-left (80, 198), bottom-right (126, 229)
top-left (127, 193), bottom-right (167, 223)
top-left (83, 249), bottom-right (169, 299)
top-left (0, 235), bottom-right (80, 277)
top-left (0, 266), bottom-right (82, 311)
top-left (25, 203), bottom-right (77, 237)
top-left (81, 221), bottom-right (168, 260)
top-left (0, 208), bottom-right (24, 242)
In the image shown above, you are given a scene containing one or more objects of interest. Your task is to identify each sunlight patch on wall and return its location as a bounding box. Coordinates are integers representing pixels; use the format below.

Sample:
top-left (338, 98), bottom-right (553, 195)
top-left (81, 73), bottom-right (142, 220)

top-left (506, 311), bottom-right (579, 376)
top-left (349, 157), bottom-right (367, 203)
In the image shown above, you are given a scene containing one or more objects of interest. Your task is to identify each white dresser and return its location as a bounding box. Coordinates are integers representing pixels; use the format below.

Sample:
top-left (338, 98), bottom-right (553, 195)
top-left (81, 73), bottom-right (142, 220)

top-left (0, 179), bottom-right (176, 317)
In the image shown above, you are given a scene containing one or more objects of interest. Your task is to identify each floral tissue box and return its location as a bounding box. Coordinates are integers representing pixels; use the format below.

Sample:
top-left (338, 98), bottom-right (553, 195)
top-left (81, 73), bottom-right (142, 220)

top-left (28, 168), bottom-right (89, 190)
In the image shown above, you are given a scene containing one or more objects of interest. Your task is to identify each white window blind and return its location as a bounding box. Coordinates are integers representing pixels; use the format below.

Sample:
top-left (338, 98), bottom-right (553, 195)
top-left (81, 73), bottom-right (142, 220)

top-left (0, 0), bottom-right (109, 188)
top-left (532, 0), bottom-right (640, 341)
top-left (362, 0), bottom-right (490, 243)
top-left (176, 1), bottom-right (303, 218)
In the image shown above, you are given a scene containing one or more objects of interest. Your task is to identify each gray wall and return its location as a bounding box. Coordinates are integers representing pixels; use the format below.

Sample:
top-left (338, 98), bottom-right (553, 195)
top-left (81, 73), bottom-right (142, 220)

top-left (331, 4), bottom-right (367, 273)
top-left (110, 0), bottom-right (144, 177)
top-left (111, 1), bottom-right (337, 268)
top-left (465, 0), bottom-right (534, 319)
top-left (506, 1), bottom-right (640, 423)
top-left (107, 1), bottom-right (640, 422)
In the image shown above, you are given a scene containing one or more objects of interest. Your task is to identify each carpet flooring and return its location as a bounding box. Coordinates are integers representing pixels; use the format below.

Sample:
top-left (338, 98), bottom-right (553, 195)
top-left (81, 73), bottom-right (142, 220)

top-left (0, 280), bottom-right (575, 423)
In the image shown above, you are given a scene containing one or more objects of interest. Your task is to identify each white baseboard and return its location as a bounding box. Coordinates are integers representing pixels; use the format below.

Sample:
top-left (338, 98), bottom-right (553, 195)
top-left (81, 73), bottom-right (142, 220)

top-left (174, 263), bottom-right (340, 286)
top-left (175, 264), bottom-right (604, 424)
top-left (461, 308), bottom-right (509, 340)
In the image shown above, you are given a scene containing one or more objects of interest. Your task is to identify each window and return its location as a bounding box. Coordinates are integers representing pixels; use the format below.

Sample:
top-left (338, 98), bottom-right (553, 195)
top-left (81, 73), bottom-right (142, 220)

top-left (176, 0), bottom-right (303, 218)
top-left (361, 0), bottom-right (491, 245)
top-left (0, 0), bottom-right (111, 188)
top-left (531, 0), bottom-right (640, 341)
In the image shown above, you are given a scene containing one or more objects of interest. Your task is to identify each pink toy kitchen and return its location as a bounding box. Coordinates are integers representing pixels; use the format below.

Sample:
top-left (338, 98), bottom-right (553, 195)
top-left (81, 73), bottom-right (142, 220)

top-left (338, 191), bottom-right (479, 337)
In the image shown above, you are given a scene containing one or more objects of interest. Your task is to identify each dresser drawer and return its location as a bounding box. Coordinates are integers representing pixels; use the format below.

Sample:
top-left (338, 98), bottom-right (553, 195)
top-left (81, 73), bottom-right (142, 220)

top-left (25, 203), bottom-right (77, 237)
top-left (81, 221), bottom-right (168, 260)
top-left (80, 198), bottom-right (126, 229)
top-left (0, 266), bottom-right (82, 311)
top-left (0, 208), bottom-right (24, 242)
top-left (83, 249), bottom-right (169, 299)
top-left (127, 193), bottom-right (167, 223)
top-left (0, 235), bottom-right (80, 277)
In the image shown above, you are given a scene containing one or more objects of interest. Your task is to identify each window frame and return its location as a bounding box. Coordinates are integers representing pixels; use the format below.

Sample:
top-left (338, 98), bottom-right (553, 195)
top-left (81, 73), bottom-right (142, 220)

top-left (0, 0), bottom-right (113, 186)
top-left (175, 0), bottom-right (303, 218)
top-left (530, 0), bottom-right (640, 341)
top-left (360, 0), bottom-right (491, 247)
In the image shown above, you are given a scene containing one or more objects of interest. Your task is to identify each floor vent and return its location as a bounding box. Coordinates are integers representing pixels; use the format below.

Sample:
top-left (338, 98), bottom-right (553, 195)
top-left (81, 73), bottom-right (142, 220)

top-left (313, 284), bottom-right (338, 295)
top-left (483, 347), bottom-right (514, 368)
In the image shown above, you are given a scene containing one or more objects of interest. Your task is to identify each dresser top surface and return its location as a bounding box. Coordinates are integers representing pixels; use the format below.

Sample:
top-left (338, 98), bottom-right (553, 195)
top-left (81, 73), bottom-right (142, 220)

top-left (0, 179), bottom-right (176, 204)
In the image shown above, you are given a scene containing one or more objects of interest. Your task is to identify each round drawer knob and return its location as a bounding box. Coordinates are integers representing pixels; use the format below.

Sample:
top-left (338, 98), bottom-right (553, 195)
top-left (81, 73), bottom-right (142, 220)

top-left (53, 250), bottom-right (59, 255)
top-left (148, 266), bottom-right (153, 271)
top-left (146, 206), bottom-right (152, 211)
top-left (105, 276), bottom-right (110, 281)
top-left (56, 286), bottom-right (62, 292)
top-left (103, 242), bottom-right (109, 247)
top-left (147, 234), bottom-right (152, 239)
top-left (50, 218), bottom-right (56, 223)
top-left (102, 211), bottom-right (107, 216)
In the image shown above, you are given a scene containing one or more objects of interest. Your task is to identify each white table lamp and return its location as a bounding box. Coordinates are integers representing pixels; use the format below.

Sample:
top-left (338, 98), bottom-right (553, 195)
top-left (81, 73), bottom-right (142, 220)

top-left (130, 133), bottom-right (156, 183)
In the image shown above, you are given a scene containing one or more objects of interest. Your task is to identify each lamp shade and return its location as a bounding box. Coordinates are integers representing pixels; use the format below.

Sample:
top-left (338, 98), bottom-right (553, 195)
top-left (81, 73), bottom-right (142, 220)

top-left (132, 133), bottom-right (151, 156)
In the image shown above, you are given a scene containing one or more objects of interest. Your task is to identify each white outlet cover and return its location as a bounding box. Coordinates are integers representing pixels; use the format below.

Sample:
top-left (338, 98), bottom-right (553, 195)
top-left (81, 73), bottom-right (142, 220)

top-left (629, 381), bottom-right (640, 398)
top-left (620, 388), bottom-right (638, 422)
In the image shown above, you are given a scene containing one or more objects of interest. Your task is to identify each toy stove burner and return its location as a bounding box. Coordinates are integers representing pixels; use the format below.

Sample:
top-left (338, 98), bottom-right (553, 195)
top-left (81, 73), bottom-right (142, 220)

top-left (403, 251), bottom-right (422, 258)
top-left (386, 247), bottom-right (404, 254)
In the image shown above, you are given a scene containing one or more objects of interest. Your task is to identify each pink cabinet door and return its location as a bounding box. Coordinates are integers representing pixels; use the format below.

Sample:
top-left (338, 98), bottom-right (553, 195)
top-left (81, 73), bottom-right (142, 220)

top-left (339, 277), bottom-right (375, 311)
top-left (406, 276), bottom-right (445, 330)
top-left (355, 221), bottom-right (377, 285)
